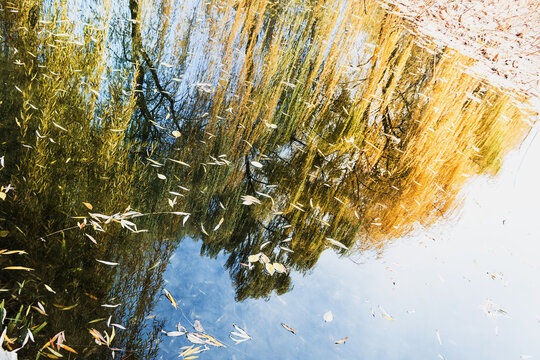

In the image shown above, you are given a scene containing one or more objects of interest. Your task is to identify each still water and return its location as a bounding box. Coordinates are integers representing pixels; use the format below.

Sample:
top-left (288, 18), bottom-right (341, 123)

top-left (0, 0), bottom-right (538, 359)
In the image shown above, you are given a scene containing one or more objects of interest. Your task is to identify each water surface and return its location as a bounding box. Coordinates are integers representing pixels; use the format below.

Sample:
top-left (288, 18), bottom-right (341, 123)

top-left (0, 0), bottom-right (537, 359)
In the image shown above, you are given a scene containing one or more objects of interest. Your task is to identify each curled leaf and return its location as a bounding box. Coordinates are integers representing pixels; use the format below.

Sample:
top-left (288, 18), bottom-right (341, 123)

top-left (163, 289), bottom-right (177, 309)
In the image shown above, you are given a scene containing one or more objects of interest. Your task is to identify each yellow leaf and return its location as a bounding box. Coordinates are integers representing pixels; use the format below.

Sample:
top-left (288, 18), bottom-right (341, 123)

top-left (382, 314), bottom-right (395, 321)
top-left (179, 345), bottom-right (199, 357)
top-left (82, 202), bottom-right (93, 210)
top-left (200, 334), bottom-right (225, 347)
top-left (273, 262), bottom-right (287, 274)
top-left (163, 289), bottom-right (177, 309)
top-left (335, 336), bottom-right (348, 344)
top-left (84, 293), bottom-right (99, 301)
top-left (259, 253), bottom-right (270, 264)
top-left (60, 344), bottom-right (78, 354)
top-left (53, 303), bottom-right (78, 311)
top-left (88, 318), bottom-right (106, 324)
top-left (281, 323), bottom-right (296, 334)
top-left (200, 224), bottom-right (208, 236)
top-left (172, 130), bottom-right (181, 138)
top-left (46, 347), bottom-right (63, 357)
top-left (265, 263), bottom-right (275, 275)
top-left (2, 250), bottom-right (27, 255)
top-left (3, 266), bottom-right (34, 271)
top-left (0, 192), bottom-right (6, 200)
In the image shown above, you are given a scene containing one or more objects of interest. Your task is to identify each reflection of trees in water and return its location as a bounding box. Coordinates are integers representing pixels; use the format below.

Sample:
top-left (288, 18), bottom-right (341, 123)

top-left (0, 0), bottom-right (533, 357)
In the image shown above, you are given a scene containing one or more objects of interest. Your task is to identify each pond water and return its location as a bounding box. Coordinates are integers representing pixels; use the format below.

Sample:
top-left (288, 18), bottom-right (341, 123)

top-left (0, 0), bottom-right (538, 359)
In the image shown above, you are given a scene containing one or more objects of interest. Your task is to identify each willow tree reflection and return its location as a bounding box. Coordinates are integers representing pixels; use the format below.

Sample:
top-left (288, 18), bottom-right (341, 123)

top-left (0, 0), bottom-right (535, 357)
top-left (164, 3), bottom-right (530, 300)
top-left (0, 1), bottom-right (177, 357)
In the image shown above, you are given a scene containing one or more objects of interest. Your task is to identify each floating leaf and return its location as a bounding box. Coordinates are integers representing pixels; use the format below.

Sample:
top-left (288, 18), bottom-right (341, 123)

top-left (163, 289), bottom-right (177, 309)
top-left (85, 233), bottom-right (97, 244)
top-left (193, 320), bottom-right (205, 333)
top-left (47, 346), bottom-right (64, 357)
top-left (157, 173), bottom-right (167, 180)
top-left (280, 246), bottom-right (293, 253)
top-left (89, 328), bottom-right (107, 346)
top-left (199, 334), bottom-right (225, 347)
top-left (200, 224), bottom-right (209, 236)
top-left (186, 333), bottom-right (225, 347)
top-left (172, 130), bottom-right (181, 138)
top-left (3, 266), bottom-right (34, 271)
top-left (259, 253), bottom-right (270, 264)
top-left (168, 158), bottom-right (191, 167)
top-left (273, 262), bottom-right (286, 274)
top-left (281, 323), bottom-right (296, 334)
top-left (32, 303), bottom-right (47, 316)
top-left (290, 203), bottom-right (305, 212)
top-left (213, 218), bottom-right (224, 231)
top-left (229, 323), bottom-right (251, 344)
top-left (84, 293), bottom-right (99, 300)
top-left (101, 303), bottom-right (121, 308)
top-left (60, 344), bottom-right (78, 354)
top-left (82, 202), bottom-right (93, 210)
top-left (335, 337), bottom-right (348, 344)
top-left (186, 333), bottom-right (206, 345)
top-left (250, 161), bottom-right (263, 168)
top-left (0, 192), bottom-right (5, 201)
top-left (53, 303), bottom-right (78, 311)
top-left (44, 284), bottom-right (56, 294)
top-left (326, 238), bottom-right (349, 250)
top-left (324, 311), bottom-right (333, 322)
top-left (1, 250), bottom-right (27, 255)
top-left (265, 262), bottom-right (275, 275)
top-left (247, 254), bottom-right (260, 263)
top-left (164, 331), bottom-right (185, 337)
top-left (95, 259), bottom-right (119, 266)
top-left (480, 300), bottom-right (508, 318)
top-left (241, 195), bottom-right (261, 205)
top-left (179, 345), bottom-right (203, 358)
